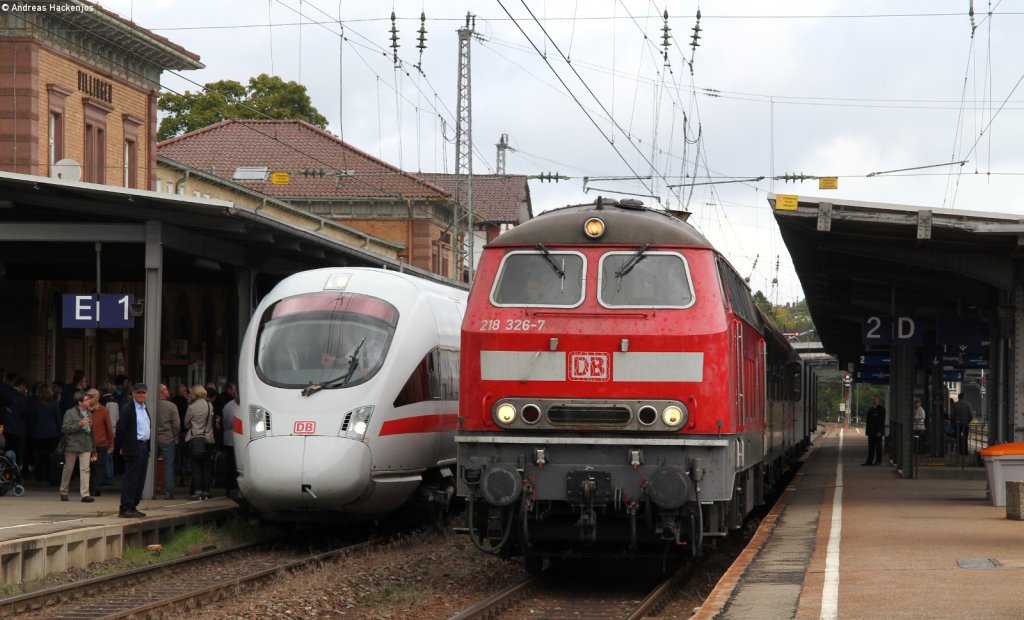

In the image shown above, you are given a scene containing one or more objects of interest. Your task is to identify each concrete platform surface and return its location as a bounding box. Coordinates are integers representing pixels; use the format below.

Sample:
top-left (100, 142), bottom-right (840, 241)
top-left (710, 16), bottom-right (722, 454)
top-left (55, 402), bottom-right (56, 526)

top-left (697, 426), bottom-right (1023, 619)
top-left (0, 479), bottom-right (236, 584)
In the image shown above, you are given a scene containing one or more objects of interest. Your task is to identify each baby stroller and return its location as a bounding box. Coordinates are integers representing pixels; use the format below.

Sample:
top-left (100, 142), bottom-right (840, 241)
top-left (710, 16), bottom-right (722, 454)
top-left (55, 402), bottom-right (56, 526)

top-left (0, 452), bottom-right (25, 497)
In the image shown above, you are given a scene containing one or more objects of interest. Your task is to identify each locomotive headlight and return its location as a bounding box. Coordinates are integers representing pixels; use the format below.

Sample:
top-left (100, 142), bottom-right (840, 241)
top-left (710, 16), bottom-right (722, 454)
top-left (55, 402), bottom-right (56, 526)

top-left (662, 404), bottom-right (687, 427)
top-left (583, 217), bottom-right (606, 239)
top-left (249, 405), bottom-right (269, 439)
top-left (495, 403), bottom-right (517, 425)
top-left (341, 406), bottom-right (375, 441)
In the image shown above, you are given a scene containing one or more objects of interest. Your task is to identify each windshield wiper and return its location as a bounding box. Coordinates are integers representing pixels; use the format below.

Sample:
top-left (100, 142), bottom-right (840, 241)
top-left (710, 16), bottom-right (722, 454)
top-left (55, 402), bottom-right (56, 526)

top-left (301, 338), bottom-right (365, 397)
top-left (535, 243), bottom-right (565, 279)
top-left (615, 244), bottom-right (650, 279)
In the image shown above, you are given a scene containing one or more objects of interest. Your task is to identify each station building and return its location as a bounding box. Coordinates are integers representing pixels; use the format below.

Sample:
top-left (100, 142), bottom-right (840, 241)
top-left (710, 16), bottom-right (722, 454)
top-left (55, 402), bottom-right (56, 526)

top-left (0, 1), bottom-right (534, 389)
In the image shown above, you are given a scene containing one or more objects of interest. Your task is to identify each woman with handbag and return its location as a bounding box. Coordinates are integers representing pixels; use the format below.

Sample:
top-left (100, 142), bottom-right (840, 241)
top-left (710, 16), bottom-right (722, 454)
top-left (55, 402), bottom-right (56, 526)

top-left (183, 384), bottom-right (214, 500)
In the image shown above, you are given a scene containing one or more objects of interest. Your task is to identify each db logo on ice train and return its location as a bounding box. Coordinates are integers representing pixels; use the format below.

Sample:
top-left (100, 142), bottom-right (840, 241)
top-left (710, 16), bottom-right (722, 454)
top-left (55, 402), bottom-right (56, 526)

top-left (293, 420), bottom-right (316, 435)
top-left (569, 352), bottom-right (610, 382)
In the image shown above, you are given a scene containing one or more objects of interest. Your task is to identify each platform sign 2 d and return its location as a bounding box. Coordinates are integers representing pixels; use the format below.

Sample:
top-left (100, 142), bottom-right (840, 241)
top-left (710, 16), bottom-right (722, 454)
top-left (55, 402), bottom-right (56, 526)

top-left (61, 294), bottom-right (135, 329)
top-left (862, 316), bottom-right (923, 346)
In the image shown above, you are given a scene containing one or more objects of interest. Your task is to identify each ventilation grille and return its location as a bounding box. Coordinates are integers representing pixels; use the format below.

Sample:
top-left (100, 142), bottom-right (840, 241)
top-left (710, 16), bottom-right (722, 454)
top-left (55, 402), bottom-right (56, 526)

top-left (547, 405), bottom-right (631, 425)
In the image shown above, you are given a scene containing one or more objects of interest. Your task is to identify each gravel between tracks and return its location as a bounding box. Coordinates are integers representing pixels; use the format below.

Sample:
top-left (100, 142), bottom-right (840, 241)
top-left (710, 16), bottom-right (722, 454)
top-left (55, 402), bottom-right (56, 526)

top-left (6, 524), bottom-right (744, 619)
top-left (195, 524), bottom-right (744, 619)
top-left (197, 527), bottom-right (526, 619)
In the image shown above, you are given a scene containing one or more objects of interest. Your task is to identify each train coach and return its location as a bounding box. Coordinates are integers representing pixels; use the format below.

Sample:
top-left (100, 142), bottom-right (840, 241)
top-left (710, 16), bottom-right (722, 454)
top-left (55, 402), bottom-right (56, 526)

top-left (456, 198), bottom-right (807, 569)
top-left (235, 267), bottom-right (467, 522)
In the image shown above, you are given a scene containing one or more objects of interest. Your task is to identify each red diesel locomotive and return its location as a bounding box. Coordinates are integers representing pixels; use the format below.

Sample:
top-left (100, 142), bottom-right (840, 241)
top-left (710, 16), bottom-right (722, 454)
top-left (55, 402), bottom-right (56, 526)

top-left (457, 198), bottom-right (807, 569)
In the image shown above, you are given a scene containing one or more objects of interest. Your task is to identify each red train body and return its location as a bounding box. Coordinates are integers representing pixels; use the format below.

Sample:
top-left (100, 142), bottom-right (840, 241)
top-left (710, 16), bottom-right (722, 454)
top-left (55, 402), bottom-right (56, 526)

top-left (457, 199), bottom-right (807, 568)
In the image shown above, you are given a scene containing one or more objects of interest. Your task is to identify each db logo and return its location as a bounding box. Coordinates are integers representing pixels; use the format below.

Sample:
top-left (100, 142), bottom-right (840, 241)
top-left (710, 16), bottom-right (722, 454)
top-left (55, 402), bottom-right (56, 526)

top-left (569, 352), bottom-right (610, 382)
top-left (293, 420), bottom-right (316, 435)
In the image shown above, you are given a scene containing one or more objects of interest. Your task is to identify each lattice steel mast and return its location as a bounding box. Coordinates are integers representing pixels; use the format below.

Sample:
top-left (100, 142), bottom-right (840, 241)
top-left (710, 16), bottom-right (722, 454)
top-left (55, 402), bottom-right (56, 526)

top-left (452, 13), bottom-right (475, 282)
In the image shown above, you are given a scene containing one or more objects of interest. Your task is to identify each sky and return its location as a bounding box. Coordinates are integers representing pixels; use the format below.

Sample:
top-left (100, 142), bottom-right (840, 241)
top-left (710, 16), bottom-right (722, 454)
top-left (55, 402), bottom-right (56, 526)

top-left (90, 0), bottom-right (1024, 304)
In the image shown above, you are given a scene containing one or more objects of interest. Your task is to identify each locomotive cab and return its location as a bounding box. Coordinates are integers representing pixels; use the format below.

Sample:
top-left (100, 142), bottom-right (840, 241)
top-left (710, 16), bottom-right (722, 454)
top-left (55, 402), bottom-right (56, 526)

top-left (457, 199), bottom-right (802, 567)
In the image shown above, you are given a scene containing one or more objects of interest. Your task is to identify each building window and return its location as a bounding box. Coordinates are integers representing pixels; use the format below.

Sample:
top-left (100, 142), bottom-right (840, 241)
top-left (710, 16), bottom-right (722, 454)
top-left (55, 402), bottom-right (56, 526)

top-left (46, 84), bottom-right (72, 176)
top-left (123, 140), bottom-right (136, 188)
top-left (48, 112), bottom-right (63, 169)
top-left (122, 114), bottom-right (143, 189)
top-left (84, 123), bottom-right (107, 183)
top-left (83, 98), bottom-right (112, 184)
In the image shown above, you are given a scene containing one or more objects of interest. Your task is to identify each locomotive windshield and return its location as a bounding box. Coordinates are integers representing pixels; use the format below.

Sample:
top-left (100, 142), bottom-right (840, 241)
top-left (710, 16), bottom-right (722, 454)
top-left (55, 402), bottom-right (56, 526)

top-left (254, 292), bottom-right (398, 389)
top-left (598, 251), bottom-right (695, 308)
top-left (490, 251), bottom-right (585, 307)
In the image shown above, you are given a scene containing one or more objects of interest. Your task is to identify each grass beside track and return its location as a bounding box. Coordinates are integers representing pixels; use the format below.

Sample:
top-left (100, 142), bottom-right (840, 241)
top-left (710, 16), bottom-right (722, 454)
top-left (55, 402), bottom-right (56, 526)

top-left (0, 517), bottom-right (268, 597)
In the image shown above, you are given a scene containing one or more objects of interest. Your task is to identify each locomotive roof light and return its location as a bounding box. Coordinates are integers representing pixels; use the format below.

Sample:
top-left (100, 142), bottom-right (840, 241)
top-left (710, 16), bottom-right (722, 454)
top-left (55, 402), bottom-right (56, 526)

top-left (583, 217), bottom-right (606, 239)
top-left (495, 403), bottom-right (517, 425)
top-left (323, 273), bottom-right (352, 290)
top-left (662, 404), bottom-right (687, 428)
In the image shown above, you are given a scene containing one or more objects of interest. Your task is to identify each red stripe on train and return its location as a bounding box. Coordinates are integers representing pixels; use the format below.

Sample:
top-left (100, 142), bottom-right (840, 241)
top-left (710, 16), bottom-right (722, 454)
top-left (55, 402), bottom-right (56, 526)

top-left (379, 414), bottom-right (458, 436)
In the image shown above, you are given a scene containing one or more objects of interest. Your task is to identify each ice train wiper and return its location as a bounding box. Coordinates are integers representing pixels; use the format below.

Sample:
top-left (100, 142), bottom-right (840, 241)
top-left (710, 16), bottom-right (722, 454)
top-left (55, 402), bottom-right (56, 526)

top-left (301, 338), bottom-right (365, 397)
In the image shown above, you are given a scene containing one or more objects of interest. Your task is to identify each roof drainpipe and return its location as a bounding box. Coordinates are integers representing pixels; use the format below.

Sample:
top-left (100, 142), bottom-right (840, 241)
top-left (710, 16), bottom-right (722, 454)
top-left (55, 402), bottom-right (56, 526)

top-left (174, 170), bottom-right (190, 195)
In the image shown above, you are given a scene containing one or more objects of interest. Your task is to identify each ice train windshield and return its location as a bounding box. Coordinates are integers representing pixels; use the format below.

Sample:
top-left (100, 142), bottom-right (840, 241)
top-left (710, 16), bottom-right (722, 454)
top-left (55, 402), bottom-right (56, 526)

top-left (254, 292), bottom-right (398, 389)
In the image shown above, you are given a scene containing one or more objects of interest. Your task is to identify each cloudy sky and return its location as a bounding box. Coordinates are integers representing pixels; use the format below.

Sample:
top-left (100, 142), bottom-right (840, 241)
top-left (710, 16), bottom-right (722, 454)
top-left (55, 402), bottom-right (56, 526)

top-left (94, 1), bottom-right (1024, 303)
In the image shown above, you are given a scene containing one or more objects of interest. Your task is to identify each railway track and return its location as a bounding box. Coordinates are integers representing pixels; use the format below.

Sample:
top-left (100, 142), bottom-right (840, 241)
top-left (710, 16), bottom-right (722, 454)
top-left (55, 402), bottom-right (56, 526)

top-left (450, 558), bottom-right (701, 620)
top-left (0, 538), bottom-right (375, 619)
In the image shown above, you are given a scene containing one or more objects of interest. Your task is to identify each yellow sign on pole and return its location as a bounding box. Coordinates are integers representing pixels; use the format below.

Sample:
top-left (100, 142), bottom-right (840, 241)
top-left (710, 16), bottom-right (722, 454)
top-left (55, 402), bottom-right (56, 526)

top-left (775, 194), bottom-right (799, 211)
top-left (271, 172), bottom-right (291, 185)
top-left (819, 177), bottom-right (838, 190)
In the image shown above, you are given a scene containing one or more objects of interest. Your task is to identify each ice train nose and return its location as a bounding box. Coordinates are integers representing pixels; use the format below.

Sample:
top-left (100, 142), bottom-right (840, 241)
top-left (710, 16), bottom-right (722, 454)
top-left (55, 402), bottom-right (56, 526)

top-left (241, 435), bottom-right (371, 512)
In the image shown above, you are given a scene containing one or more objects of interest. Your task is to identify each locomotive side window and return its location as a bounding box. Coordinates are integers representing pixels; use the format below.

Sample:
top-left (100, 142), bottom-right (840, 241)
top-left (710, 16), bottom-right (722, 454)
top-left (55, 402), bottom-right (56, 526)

top-left (254, 292), bottom-right (398, 390)
top-left (598, 251), bottom-right (695, 308)
top-left (490, 251), bottom-right (586, 307)
top-left (717, 258), bottom-right (760, 328)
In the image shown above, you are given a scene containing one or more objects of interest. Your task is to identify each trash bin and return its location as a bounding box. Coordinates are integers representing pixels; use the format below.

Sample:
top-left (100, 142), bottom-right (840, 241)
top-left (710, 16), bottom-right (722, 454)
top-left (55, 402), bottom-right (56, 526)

top-left (980, 443), bottom-right (1024, 506)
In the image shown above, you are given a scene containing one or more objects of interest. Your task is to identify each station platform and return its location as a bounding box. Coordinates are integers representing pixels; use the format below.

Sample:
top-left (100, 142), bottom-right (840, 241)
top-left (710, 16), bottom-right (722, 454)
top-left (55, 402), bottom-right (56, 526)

top-left (0, 479), bottom-right (237, 584)
top-left (695, 426), bottom-right (1021, 619)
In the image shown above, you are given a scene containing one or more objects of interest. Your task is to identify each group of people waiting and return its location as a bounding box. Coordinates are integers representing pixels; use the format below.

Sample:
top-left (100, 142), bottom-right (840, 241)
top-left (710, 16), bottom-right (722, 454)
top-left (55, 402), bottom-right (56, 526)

top-left (861, 392), bottom-right (976, 466)
top-left (0, 370), bottom-right (239, 514)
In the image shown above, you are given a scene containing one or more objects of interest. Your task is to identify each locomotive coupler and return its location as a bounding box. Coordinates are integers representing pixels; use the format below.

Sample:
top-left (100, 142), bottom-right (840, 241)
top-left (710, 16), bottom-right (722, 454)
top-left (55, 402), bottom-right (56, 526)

top-left (657, 514), bottom-right (683, 544)
top-left (577, 504), bottom-right (598, 542)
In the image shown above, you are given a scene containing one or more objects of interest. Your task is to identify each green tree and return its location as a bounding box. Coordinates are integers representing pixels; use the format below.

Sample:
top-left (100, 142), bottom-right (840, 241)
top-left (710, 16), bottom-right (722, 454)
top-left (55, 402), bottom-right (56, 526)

top-left (158, 74), bottom-right (329, 140)
top-left (754, 293), bottom-right (815, 335)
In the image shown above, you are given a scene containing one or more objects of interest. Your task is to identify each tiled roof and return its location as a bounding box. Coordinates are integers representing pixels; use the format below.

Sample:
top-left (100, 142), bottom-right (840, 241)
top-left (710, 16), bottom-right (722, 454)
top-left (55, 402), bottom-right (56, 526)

top-left (157, 120), bottom-right (450, 202)
top-left (418, 173), bottom-right (532, 224)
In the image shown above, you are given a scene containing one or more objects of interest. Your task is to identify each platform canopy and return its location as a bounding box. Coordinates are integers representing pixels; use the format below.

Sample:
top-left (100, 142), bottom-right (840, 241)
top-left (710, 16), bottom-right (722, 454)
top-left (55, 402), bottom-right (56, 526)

top-left (772, 193), bottom-right (1024, 451)
top-left (771, 194), bottom-right (1024, 366)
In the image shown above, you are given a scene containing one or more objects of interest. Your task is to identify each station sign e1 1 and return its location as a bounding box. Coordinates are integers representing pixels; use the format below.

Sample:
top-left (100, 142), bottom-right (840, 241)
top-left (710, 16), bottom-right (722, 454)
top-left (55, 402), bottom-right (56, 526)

top-left (61, 294), bottom-right (135, 328)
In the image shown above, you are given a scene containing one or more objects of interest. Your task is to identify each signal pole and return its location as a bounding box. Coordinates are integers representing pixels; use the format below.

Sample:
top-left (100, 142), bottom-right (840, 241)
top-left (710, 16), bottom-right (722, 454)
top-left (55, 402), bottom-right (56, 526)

top-left (496, 133), bottom-right (509, 175)
top-left (453, 13), bottom-right (475, 282)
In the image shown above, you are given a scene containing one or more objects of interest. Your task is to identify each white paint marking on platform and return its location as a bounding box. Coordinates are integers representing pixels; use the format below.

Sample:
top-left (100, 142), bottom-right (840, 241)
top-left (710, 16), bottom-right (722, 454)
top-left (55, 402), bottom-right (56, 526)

top-left (821, 428), bottom-right (843, 620)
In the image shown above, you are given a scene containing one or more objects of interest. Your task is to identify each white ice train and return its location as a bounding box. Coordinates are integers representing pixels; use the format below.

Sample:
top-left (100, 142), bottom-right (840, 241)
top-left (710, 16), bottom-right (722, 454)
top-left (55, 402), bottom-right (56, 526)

top-left (234, 267), bottom-right (467, 522)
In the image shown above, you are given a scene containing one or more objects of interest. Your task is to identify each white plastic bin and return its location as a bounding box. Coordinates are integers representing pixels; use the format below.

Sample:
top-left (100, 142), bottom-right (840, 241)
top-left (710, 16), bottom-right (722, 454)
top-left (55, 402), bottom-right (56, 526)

top-left (980, 443), bottom-right (1024, 507)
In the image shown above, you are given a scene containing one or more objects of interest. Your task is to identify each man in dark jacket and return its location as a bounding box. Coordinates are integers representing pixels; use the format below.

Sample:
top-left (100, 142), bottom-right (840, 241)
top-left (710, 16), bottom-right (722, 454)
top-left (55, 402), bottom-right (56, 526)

top-left (951, 394), bottom-right (974, 455)
top-left (115, 383), bottom-right (152, 518)
top-left (862, 395), bottom-right (886, 466)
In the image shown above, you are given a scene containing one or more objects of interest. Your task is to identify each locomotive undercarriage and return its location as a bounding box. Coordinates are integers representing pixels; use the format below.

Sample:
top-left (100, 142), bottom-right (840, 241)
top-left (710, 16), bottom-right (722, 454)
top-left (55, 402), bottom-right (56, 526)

top-left (458, 434), bottom-right (768, 566)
